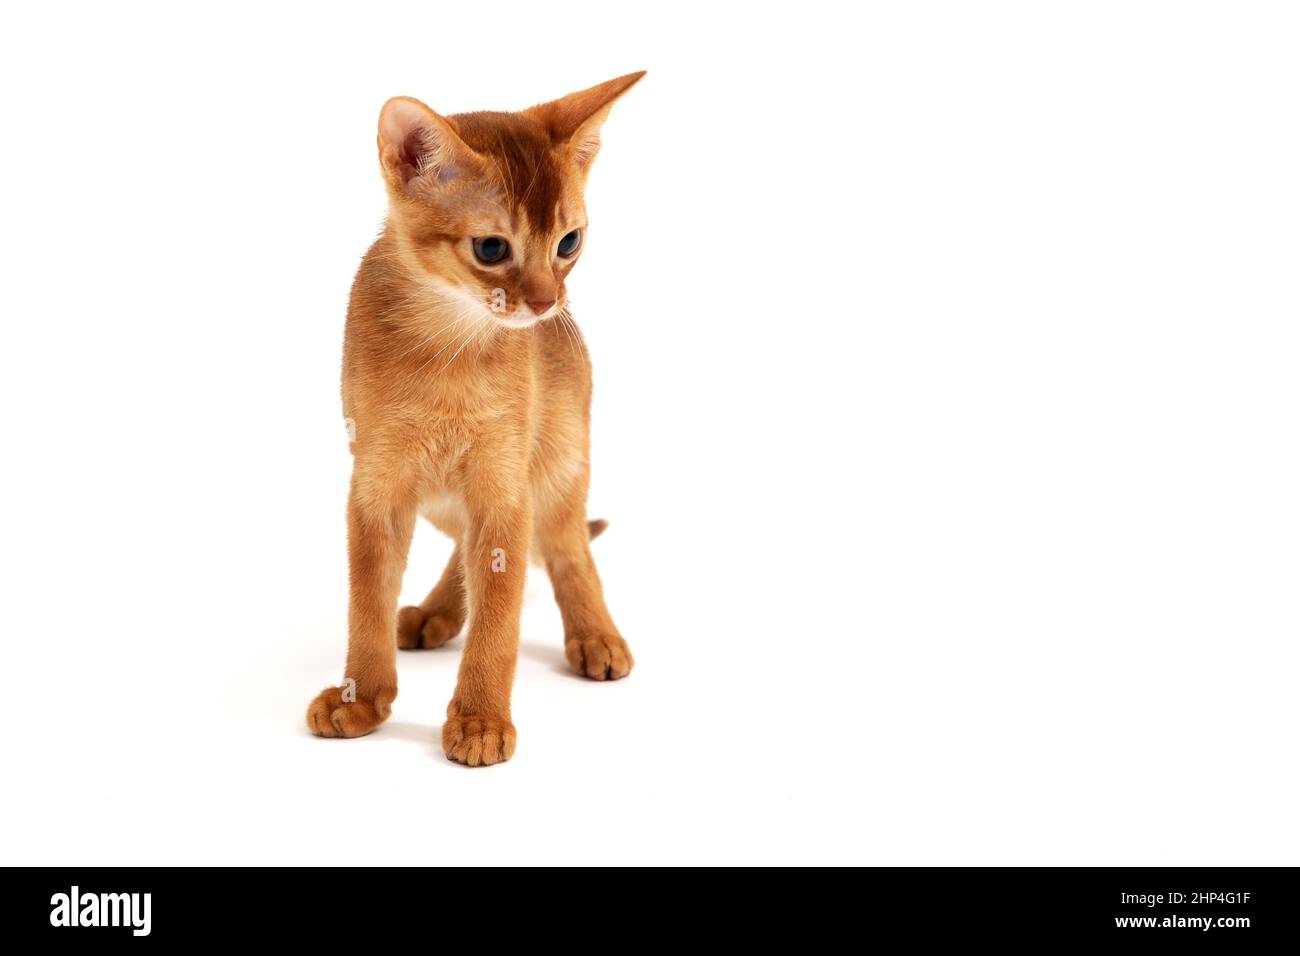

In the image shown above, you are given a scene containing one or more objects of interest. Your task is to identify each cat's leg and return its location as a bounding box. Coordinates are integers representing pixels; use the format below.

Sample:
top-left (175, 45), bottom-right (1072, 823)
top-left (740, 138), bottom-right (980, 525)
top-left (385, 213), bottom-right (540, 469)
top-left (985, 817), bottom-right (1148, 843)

top-left (397, 542), bottom-right (465, 649)
top-left (307, 475), bottom-right (416, 738)
top-left (536, 502), bottom-right (633, 681)
top-left (441, 482), bottom-right (531, 766)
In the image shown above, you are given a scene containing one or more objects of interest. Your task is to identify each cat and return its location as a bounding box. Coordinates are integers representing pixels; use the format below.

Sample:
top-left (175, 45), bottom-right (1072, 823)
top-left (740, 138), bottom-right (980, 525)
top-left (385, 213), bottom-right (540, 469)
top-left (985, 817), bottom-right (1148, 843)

top-left (306, 73), bottom-right (644, 766)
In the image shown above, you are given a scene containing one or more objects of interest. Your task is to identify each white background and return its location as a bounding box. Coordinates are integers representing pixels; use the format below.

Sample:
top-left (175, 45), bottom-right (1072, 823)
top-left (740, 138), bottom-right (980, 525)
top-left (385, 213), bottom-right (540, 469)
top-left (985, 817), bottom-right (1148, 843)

top-left (1, 2), bottom-right (1297, 865)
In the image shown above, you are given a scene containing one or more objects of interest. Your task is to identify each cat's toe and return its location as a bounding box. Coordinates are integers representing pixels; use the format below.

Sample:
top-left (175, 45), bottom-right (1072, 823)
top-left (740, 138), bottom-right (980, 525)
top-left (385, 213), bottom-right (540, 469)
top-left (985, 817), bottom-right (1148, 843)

top-left (565, 631), bottom-right (634, 681)
top-left (396, 606), bottom-right (462, 649)
top-left (442, 715), bottom-right (516, 766)
top-left (306, 686), bottom-right (391, 738)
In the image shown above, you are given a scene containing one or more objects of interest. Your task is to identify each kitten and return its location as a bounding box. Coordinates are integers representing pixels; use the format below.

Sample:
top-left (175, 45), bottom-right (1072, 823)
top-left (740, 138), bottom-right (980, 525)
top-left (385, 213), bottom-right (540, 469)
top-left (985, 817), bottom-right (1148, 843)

top-left (306, 73), bottom-right (644, 766)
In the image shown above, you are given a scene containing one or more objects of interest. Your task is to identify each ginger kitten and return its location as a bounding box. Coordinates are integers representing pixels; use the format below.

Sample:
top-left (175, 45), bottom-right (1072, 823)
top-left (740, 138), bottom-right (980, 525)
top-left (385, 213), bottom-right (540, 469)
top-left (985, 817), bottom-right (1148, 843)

top-left (306, 73), bottom-right (644, 765)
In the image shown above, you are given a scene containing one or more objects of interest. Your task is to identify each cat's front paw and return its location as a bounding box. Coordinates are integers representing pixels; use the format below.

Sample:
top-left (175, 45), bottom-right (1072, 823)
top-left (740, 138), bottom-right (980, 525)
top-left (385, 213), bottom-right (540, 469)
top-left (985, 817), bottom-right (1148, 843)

top-left (396, 605), bottom-right (463, 649)
top-left (441, 714), bottom-right (516, 766)
top-left (306, 685), bottom-right (393, 738)
top-left (565, 630), bottom-right (634, 681)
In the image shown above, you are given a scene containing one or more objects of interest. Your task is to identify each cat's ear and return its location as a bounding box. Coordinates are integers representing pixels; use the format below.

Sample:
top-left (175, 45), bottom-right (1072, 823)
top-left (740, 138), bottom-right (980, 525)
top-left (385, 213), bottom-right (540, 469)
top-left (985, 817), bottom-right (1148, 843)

top-left (529, 71), bottom-right (645, 168)
top-left (377, 96), bottom-right (484, 192)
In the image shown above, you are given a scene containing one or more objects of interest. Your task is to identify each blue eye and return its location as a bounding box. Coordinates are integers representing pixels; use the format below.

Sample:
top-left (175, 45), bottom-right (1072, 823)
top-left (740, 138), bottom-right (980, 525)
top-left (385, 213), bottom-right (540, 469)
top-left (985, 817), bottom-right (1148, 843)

top-left (557, 229), bottom-right (582, 258)
top-left (473, 236), bottom-right (510, 264)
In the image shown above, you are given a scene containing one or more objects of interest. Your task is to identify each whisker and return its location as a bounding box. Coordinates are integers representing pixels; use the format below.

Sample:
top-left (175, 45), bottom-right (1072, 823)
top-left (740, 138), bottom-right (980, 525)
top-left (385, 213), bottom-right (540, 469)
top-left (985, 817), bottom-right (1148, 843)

top-left (555, 308), bottom-right (578, 362)
top-left (436, 313), bottom-right (494, 375)
top-left (411, 306), bottom-right (485, 374)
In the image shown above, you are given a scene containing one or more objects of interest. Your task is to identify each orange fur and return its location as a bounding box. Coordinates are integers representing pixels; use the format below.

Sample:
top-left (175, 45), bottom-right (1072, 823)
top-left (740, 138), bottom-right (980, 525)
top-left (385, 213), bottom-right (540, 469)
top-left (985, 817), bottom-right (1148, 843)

top-left (306, 73), bottom-right (644, 766)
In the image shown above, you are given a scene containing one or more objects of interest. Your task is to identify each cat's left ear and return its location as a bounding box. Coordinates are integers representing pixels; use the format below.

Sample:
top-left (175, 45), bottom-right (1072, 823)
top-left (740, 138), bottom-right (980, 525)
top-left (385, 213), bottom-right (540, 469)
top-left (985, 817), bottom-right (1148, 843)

top-left (528, 71), bottom-right (646, 168)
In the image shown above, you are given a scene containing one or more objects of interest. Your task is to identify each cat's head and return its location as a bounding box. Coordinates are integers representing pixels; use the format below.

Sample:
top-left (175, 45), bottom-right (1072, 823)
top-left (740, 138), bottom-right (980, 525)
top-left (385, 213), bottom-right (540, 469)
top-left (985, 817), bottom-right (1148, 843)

top-left (376, 72), bottom-right (644, 329)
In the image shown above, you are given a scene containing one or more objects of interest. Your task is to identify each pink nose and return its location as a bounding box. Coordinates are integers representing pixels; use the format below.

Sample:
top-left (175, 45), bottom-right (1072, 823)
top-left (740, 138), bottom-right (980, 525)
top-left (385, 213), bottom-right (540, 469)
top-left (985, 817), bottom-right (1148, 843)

top-left (526, 297), bottom-right (557, 315)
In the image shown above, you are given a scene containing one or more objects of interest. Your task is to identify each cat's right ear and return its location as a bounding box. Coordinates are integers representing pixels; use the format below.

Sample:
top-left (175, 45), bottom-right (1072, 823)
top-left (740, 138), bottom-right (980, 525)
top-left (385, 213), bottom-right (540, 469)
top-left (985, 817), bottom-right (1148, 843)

top-left (377, 97), bottom-right (483, 193)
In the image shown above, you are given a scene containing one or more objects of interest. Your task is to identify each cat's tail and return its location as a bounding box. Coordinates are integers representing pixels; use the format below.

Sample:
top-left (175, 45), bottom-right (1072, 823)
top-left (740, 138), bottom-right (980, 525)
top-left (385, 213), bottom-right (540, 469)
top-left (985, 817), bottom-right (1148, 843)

top-left (587, 518), bottom-right (609, 541)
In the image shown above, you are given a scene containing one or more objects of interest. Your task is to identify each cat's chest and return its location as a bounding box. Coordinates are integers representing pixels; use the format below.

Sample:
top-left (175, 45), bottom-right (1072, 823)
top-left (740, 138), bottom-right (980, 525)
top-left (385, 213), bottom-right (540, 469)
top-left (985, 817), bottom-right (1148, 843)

top-left (398, 401), bottom-right (529, 491)
top-left (418, 488), bottom-right (468, 531)
top-left (408, 372), bottom-right (531, 446)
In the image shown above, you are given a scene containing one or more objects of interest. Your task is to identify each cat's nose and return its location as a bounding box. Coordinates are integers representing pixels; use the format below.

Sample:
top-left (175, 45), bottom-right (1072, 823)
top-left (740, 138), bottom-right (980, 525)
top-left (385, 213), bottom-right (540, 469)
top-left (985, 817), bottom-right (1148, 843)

top-left (526, 297), bottom-right (557, 316)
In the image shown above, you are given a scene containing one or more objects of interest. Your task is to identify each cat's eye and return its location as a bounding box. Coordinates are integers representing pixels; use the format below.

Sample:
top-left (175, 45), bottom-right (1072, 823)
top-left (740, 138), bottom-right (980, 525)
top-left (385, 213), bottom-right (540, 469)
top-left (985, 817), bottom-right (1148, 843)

top-left (472, 236), bottom-right (511, 265)
top-left (557, 229), bottom-right (582, 258)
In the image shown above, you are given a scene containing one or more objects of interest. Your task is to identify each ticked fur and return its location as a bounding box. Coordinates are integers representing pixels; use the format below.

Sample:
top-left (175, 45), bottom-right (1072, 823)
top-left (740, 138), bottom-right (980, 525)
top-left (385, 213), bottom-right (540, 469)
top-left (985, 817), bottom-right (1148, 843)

top-left (306, 73), bottom-right (644, 765)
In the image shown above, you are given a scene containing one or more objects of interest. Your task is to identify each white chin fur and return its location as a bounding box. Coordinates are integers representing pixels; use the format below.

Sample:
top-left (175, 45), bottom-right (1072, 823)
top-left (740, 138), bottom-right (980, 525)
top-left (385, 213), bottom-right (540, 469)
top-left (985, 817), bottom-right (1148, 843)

top-left (496, 313), bottom-right (546, 329)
